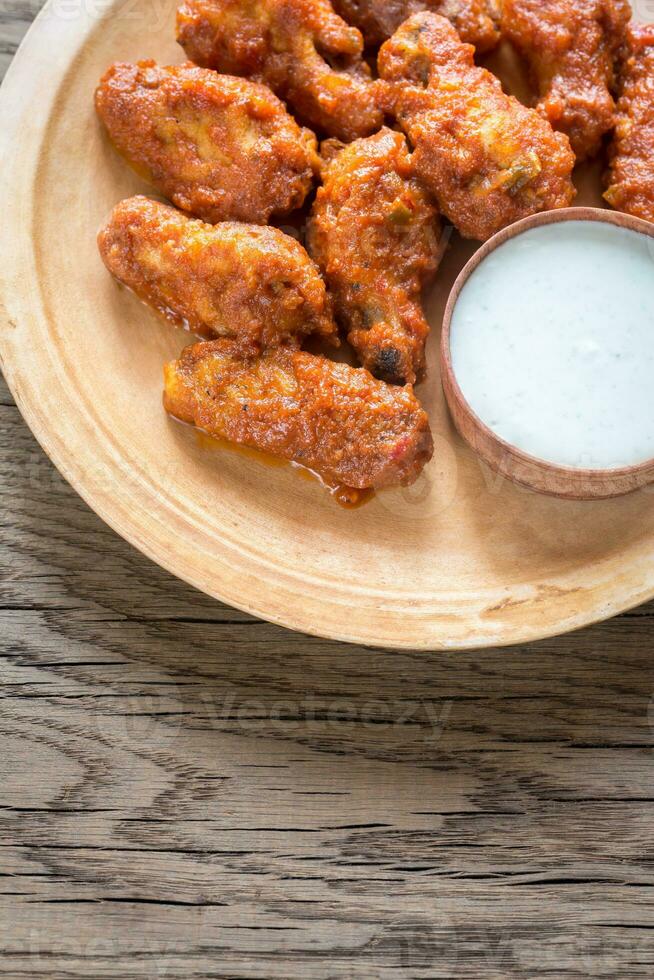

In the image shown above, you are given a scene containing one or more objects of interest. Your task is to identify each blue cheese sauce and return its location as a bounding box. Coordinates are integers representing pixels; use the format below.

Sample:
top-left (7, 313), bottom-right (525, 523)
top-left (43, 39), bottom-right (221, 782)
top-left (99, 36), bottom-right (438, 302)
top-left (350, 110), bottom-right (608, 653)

top-left (449, 220), bottom-right (654, 469)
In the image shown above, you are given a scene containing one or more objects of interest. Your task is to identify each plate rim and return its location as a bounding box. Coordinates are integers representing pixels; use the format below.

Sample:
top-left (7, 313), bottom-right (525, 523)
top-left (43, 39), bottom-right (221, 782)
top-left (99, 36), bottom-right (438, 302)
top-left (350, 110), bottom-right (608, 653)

top-left (1, 0), bottom-right (653, 651)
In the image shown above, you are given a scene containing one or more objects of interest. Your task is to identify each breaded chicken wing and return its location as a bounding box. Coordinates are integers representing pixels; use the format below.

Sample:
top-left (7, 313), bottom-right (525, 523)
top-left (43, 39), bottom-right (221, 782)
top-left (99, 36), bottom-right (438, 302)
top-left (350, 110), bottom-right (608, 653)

top-left (378, 13), bottom-right (576, 241)
top-left (176, 0), bottom-right (383, 141)
top-left (307, 128), bottom-right (441, 385)
top-left (502, 0), bottom-right (631, 161)
top-left (164, 339), bottom-right (434, 490)
top-left (331, 0), bottom-right (499, 51)
top-left (97, 196), bottom-right (337, 348)
top-left (95, 61), bottom-right (318, 224)
top-left (604, 24), bottom-right (654, 222)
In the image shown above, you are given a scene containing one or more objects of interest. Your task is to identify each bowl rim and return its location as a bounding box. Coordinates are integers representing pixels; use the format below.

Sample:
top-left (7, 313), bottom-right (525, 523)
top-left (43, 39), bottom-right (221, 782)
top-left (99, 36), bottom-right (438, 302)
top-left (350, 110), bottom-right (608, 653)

top-left (440, 206), bottom-right (654, 481)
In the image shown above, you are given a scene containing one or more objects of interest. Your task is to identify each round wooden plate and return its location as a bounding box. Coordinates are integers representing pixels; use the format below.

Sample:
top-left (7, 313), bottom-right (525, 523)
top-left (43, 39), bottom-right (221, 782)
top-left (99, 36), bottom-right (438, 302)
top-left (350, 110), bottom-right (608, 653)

top-left (1, 1), bottom-right (654, 650)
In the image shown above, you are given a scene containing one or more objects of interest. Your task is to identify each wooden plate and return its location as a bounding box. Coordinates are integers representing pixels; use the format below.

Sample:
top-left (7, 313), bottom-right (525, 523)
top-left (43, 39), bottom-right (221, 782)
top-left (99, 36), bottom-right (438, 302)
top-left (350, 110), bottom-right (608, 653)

top-left (1, 1), bottom-right (653, 650)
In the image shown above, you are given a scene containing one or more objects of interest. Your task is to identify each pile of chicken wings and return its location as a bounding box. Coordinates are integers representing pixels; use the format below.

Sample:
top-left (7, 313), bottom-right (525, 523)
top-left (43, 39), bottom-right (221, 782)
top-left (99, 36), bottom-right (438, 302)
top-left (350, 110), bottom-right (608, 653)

top-left (95, 0), bottom-right (653, 502)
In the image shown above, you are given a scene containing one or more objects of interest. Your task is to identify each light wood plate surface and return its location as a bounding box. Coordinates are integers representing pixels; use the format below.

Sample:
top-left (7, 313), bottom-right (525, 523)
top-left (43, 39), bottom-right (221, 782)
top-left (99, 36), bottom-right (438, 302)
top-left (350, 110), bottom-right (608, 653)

top-left (1, 1), bottom-right (653, 650)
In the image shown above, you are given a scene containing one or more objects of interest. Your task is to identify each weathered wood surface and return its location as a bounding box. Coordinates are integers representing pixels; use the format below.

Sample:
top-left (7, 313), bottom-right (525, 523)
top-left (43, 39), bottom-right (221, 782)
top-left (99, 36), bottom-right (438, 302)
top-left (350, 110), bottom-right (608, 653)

top-left (1, 5), bottom-right (654, 977)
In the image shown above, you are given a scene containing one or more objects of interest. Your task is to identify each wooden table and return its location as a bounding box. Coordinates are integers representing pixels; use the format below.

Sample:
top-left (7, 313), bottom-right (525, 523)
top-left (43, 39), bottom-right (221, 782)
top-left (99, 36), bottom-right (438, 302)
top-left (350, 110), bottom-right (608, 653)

top-left (1, 4), bottom-right (654, 976)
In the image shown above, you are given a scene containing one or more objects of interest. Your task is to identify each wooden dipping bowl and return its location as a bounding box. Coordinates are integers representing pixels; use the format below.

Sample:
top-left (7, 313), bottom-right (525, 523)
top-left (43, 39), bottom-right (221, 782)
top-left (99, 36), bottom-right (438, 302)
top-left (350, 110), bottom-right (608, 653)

top-left (441, 207), bottom-right (654, 501)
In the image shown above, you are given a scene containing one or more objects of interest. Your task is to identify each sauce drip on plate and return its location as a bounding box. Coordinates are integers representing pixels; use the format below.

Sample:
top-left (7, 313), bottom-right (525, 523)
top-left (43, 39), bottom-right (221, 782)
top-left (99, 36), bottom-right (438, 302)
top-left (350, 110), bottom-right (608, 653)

top-left (195, 430), bottom-right (374, 507)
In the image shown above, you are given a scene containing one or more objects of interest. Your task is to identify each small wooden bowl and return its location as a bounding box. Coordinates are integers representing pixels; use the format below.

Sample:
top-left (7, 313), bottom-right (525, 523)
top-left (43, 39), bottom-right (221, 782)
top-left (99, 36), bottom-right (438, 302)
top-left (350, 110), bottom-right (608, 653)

top-left (441, 207), bottom-right (654, 500)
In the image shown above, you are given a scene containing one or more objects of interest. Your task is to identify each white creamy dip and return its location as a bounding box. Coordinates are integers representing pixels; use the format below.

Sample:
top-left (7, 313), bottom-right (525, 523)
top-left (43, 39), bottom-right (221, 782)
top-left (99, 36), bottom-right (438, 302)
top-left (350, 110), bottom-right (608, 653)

top-left (449, 221), bottom-right (654, 469)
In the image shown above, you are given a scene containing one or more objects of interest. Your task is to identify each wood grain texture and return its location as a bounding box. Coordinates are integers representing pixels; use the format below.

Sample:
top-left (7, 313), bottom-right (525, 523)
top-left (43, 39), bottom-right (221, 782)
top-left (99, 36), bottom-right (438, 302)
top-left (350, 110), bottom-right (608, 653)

top-left (1, 5), bottom-right (654, 978)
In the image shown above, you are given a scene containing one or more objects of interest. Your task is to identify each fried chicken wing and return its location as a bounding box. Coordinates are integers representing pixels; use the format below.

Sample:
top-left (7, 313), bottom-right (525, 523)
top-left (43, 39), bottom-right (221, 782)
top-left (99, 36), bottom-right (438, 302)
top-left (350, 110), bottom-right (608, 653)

top-left (97, 196), bottom-right (337, 347)
top-left (501, 0), bottom-right (631, 161)
top-left (604, 24), bottom-right (654, 222)
top-left (176, 0), bottom-right (383, 141)
top-left (164, 339), bottom-right (434, 490)
top-left (377, 13), bottom-right (576, 241)
top-left (307, 128), bottom-right (441, 385)
top-left (331, 0), bottom-right (499, 51)
top-left (95, 62), bottom-right (319, 224)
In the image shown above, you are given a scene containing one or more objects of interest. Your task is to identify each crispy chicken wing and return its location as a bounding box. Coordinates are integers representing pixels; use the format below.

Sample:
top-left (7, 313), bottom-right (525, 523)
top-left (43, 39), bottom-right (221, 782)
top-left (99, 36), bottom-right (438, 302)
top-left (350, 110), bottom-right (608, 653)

top-left (97, 196), bottom-right (337, 347)
top-left (604, 24), bottom-right (654, 222)
top-left (378, 13), bottom-right (576, 241)
top-left (502, 0), bottom-right (631, 161)
top-left (176, 0), bottom-right (383, 141)
top-left (307, 128), bottom-right (441, 385)
top-left (331, 0), bottom-right (499, 51)
top-left (164, 339), bottom-right (434, 490)
top-left (95, 61), bottom-right (318, 224)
